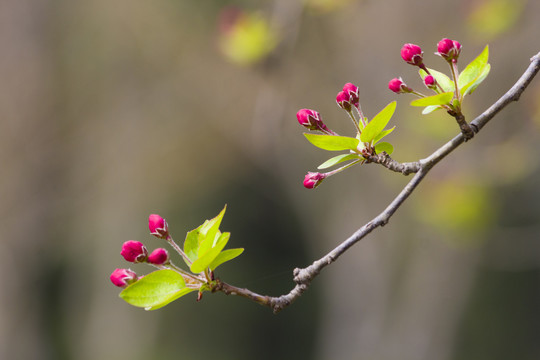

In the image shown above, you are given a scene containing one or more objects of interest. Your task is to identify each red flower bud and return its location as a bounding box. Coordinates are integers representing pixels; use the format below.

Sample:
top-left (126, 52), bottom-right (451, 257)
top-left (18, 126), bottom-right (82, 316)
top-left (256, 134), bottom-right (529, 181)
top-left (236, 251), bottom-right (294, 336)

top-left (342, 82), bottom-right (359, 107)
top-left (148, 214), bottom-right (169, 239)
top-left (296, 109), bottom-right (333, 134)
top-left (303, 172), bottom-right (326, 189)
top-left (296, 109), bottom-right (322, 129)
top-left (336, 82), bottom-right (360, 111)
top-left (423, 75), bottom-right (437, 89)
top-left (401, 43), bottom-right (424, 66)
top-left (388, 78), bottom-right (412, 94)
top-left (336, 90), bottom-right (352, 111)
top-left (148, 248), bottom-right (169, 265)
top-left (110, 268), bottom-right (138, 288)
top-left (120, 240), bottom-right (148, 263)
top-left (436, 38), bottom-right (461, 62)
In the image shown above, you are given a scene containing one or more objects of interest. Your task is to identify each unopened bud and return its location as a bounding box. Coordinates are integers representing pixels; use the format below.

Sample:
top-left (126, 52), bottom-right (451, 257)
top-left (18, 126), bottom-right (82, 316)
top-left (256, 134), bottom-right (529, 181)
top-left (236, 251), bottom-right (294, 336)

top-left (297, 109), bottom-right (322, 130)
top-left (296, 109), bottom-right (333, 133)
top-left (121, 240), bottom-right (148, 263)
top-left (110, 268), bottom-right (138, 288)
top-left (148, 248), bottom-right (169, 265)
top-left (423, 75), bottom-right (437, 90)
top-left (436, 38), bottom-right (461, 62)
top-left (388, 77), bottom-right (412, 94)
top-left (342, 83), bottom-right (359, 107)
top-left (149, 214), bottom-right (169, 239)
top-left (336, 90), bottom-right (352, 111)
top-left (303, 172), bottom-right (326, 189)
top-left (401, 43), bottom-right (424, 66)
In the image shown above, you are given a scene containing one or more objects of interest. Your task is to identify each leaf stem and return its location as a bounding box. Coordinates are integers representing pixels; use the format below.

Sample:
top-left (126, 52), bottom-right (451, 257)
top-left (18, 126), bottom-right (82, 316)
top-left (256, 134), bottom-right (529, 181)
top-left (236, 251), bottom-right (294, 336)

top-left (449, 60), bottom-right (461, 102)
top-left (355, 104), bottom-right (367, 128)
top-left (325, 159), bottom-right (364, 177)
top-left (166, 235), bottom-right (192, 265)
top-left (346, 110), bottom-right (363, 136)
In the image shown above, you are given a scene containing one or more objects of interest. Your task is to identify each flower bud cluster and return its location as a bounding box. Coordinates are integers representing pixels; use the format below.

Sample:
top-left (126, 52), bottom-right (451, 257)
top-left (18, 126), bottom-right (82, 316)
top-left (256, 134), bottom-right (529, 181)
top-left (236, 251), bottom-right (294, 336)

top-left (388, 38), bottom-right (462, 96)
top-left (110, 214), bottom-right (172, 288)
top-left (296, 82), bottom-right (366, 189)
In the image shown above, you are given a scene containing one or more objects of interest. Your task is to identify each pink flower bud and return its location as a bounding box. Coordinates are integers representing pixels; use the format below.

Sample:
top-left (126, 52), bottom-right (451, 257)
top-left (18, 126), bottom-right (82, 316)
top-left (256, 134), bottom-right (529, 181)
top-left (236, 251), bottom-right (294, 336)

top-left (303, 172), bottom-right (326, 189)
top-left (388, 78), bottom-right (412, 94)
top-left (120, 240), bottom-right (148, 263)
top-left (342, 82), bottom-right (359, 107)
top-left (423, 75), bottom-right (437, 89)
top-left (401, 43), bottom-right (424, 66)
top-left (148, 248), bottom-right (169, 265)
top-left (336, 90), bottom-right (352, 111)
top-left (148, 214), bottom-right (169, 239)
top-left (336, 83), bottom-right (360, 111)
top-left (436, 38), bottom-right (461, 62)
top-left (296, 109), bottom-right (322, 130)
top-left (110, 268), bottom-right (138, 288)
top-left (296, 109), bottom-right (333, 134)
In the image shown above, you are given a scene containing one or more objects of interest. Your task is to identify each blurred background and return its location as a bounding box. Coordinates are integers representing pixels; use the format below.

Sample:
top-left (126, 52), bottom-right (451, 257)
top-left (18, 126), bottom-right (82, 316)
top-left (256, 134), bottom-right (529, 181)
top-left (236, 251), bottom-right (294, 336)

top-left (1, 0), bottom-right (540, 359)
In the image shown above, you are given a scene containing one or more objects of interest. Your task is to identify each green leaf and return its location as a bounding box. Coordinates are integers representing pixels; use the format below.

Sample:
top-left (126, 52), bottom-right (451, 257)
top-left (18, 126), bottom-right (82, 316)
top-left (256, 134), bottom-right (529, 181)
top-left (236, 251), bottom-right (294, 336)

top-left (374, 142), bottom-right (394, 155)
top-left (422, 105), bottom-right (442, 115)
top-left (458, 45), bottom-right (489, 91)
top-left (184, 224), bottom-right (204, 264)
top-left (198, 206), bottom-right (226, 254)
top-left (463, 63), bottom-right (491, 96)
top-left (373, 126), bottom-right (395, 144)
top-left (420, 68), bottom-right (454, 93)
top-left (190, 232), bottom-right (230, 273)
top-left (410, 92), bottom-right (453, 107)
top-left (304, 134), bottom-right (359, 151)
top-left (360, 101), bottom-right (396, 143)
top-left (209, 248), bottom-right (245, 271)
top-left (120, 270), bottom-right (195, 310)
top-left (317, 154), bottom-right (361, 169)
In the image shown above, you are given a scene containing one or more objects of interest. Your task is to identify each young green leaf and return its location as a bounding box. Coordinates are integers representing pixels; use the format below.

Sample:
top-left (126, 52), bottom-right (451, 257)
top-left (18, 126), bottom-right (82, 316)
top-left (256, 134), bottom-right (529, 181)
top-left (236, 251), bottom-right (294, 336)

top-left (200, 206), bottom-right (226, 246)
top-left (317, 154), bottom-right (361, 169)
top-left (458, 45), bottom-right (489, 91)
top-left (183, 225), bottom-right (203, 264)
top-left (360, 101), bottom-right (396, 143)
top-left (190, 232), bottom-right (230, 273)
top-left (374, 142), bottom-right (394, 155)
top-left (422, 105), bottom-right (442, 115)
top-left (373, 126), bottom-right (396, 144)
top-left (304, 134), bottom-right (359, 151)
top-left (420, 68), bottom-right (454, 93)
top-left (463, 63), bottom-right (491, 96)
top-left (120, 270), bottom-right (195, 310)
top-left (209, 248), bottom-right (244, 271)
top-left (410, 92), bottom-right (453, 107)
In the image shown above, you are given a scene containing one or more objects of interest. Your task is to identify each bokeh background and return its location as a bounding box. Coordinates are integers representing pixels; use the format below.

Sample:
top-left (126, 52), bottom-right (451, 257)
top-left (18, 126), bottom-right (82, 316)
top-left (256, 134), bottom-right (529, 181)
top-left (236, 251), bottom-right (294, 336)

top-left (2, 0), bottom-right (540, 359)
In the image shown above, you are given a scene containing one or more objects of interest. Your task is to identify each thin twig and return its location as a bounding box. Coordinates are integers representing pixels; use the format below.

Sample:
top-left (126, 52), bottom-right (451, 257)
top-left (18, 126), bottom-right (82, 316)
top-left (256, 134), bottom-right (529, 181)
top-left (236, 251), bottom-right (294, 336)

top-left (215, 51), bottom-right (540, 313)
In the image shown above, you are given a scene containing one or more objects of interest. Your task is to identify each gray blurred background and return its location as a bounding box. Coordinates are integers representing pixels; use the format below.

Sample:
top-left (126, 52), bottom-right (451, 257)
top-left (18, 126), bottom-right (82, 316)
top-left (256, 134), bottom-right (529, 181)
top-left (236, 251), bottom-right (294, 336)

top-left (1, 0), bottom-right (540, 359)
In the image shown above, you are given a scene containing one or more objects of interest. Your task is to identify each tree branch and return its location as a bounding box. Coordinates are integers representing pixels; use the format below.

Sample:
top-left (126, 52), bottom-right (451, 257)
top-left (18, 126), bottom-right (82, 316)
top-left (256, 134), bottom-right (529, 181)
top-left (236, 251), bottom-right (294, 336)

top-left (216, 51), bottom-right (540, 313)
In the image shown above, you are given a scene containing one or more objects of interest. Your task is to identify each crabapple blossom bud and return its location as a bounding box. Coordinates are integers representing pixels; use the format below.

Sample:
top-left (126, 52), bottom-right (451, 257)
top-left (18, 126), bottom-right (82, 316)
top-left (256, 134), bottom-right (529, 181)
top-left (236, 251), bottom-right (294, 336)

top-left (121, 240), bottom-right (148, 263)
top-left (388, 78), bottom-right (412, 94)
top-left (149, 214), bottom-right (169, 239)
top-left (148, 248), bottom-right (169, 265)
top-left (303, 172), bottom-right (326, 189)
top-left (423, 75), bottom-right (437, 89)
top-left (436, 38), bottom-right (461, 62)
top-left (296, 109), bottom-right (333, 133)
top-left (297, 109), bottom-right (322, 130)
top-left (342, 83), bottom-right (359, 107)
top-left (110, 268), bottom-right (138, 288)
top-left (336, 90), bottom-right (352, 111)
top-left (401, 43), bottom-right (424, 66)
